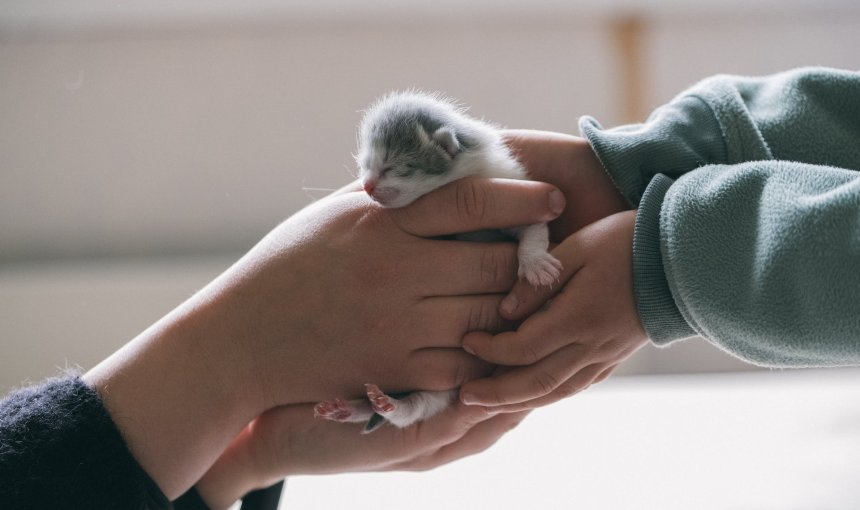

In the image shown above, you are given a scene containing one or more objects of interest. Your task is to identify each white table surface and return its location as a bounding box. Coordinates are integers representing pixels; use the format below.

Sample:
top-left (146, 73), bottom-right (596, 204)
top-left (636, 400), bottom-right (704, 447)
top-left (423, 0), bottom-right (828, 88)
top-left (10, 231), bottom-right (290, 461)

top-left (280, 368), bottom-right (860, 510)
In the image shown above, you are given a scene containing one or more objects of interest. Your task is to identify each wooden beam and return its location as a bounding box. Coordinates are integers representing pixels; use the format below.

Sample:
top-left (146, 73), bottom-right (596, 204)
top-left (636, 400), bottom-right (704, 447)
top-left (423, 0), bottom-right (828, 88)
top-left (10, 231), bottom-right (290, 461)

top-left (612, 15), bottom-right (647, 124)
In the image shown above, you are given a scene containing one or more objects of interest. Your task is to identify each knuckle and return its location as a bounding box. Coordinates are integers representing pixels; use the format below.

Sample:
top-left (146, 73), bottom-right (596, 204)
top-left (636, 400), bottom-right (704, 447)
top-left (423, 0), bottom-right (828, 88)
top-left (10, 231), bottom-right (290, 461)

top-left (414, 366), bottom-right (449, 391)
top-left (594, 366), bottom-right (616, 384)
top-left (556, 380), bottom-right (584, 400)
top-left (429, 371), bottom-right (458, 391)
top-left (452, 362), bottom-right (469, 388)
top-left (596, 338), bottom-right (626, 359)
top-left (434, 360), bottom-right (471, 390)
top-left (519, 342), bottom-right (543, 365)
top-left (487, 386), bottom-right (505, 406)
top-left (479, 249), bottom-right (501, 286)
top-left (579, 341), bottom-right (602, 360)
top-left (467, 300), bottom-right (501, 332)
top-left (532, 370), bottom-right (561, 397)
top-left (455, 180), bottom-right (491, 223)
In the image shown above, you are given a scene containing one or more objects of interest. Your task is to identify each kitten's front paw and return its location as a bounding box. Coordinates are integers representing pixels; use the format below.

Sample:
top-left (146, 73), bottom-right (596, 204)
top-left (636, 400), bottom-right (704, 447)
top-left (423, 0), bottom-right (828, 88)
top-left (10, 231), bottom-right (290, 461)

top-left (518, 252), bottom-right (563, 287)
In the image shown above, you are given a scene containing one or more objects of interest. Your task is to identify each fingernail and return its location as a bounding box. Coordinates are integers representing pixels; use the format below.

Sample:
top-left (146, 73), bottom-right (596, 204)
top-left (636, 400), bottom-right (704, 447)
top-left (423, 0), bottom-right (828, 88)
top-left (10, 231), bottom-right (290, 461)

top-left (501, 295), bottom-right (519, 316)
top-left (460, 392), bottom-right (481, 405)
top-left (548, 189), bottom-right (565, 216)
top-left (463, 343), bottom-right (475, 355)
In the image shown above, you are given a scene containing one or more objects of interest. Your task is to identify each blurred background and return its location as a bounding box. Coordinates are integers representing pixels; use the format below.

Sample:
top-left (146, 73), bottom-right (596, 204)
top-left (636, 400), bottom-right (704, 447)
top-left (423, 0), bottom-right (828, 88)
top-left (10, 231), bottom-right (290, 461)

top-left (2, 0), bottom-right (859, 394)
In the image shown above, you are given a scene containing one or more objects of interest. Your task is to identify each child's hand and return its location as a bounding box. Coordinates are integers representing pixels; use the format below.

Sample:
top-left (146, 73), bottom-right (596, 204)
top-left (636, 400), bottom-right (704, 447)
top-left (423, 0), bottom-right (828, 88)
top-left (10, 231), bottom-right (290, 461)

top-left (459, 210), bottom-right (648, 411)
top-left (502, 129), bottom-right (629, 239)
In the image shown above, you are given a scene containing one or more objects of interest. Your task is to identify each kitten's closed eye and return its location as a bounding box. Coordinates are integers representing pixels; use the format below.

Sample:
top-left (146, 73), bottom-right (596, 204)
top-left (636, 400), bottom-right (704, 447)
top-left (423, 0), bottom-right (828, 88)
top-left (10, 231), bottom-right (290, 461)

top-left (394, 165), bottom-right (416, 177)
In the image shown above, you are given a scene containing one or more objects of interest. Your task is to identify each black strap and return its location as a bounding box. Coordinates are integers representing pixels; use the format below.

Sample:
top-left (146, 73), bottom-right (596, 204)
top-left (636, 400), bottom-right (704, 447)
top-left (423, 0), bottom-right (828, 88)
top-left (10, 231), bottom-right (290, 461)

top-left (173, 486), bottom-right (210, 510)
top-left (240, 480), bottom-right (285, 510)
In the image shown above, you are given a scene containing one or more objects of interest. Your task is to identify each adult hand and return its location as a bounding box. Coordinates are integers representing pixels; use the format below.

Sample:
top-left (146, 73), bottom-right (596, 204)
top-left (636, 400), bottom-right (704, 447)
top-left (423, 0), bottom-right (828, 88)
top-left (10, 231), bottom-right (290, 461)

top-left (220, 175), bottom-right (566, 408)
top-left (459, 211), bottom-right (648, 411)
top-left (196, 403), bottom-right (529, 509)
top-left (83, 175), bottom-right (562, 497)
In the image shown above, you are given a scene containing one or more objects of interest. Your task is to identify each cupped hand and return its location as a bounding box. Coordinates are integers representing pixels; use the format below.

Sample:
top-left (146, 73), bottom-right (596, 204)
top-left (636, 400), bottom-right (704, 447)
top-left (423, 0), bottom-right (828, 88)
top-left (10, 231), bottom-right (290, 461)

top-left (196, 402), bottom-right (530, 509)
top-left (459, 210), bottom-right (648, 411)
top-left (82, 175), bottom-right (560, 499)
top-left (203, 176), bottom-right (565, 410)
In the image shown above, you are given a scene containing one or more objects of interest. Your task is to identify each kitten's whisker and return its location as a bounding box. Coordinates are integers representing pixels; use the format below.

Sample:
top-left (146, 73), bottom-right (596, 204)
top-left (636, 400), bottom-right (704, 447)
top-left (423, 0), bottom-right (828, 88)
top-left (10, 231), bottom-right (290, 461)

top-left (300, 187), bottom-right (337, 192)
top-left (300, 185), bottom-right (338, 202)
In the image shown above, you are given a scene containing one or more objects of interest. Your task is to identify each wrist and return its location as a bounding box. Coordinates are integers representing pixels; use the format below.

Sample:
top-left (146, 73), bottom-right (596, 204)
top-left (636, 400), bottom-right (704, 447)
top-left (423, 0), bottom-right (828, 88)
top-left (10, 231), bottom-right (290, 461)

top-left (82, 275), bottom-right (267, 498)
top-left (571, 137), bottom-right (630, 207)
top-left (554, 136), bottom-right (630, 235)
top-left (502, 129), bottom-right (629, 237)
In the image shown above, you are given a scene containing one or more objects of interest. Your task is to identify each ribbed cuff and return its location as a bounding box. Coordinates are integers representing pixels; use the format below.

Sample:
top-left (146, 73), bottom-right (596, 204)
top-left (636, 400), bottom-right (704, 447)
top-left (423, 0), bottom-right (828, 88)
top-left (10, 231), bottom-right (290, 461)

top-left (579, 95), bottom-right (727, 207)
top-left (633, 175), bottom-right (697, 345)
top-left (578, 116), bottom-right (646, 208)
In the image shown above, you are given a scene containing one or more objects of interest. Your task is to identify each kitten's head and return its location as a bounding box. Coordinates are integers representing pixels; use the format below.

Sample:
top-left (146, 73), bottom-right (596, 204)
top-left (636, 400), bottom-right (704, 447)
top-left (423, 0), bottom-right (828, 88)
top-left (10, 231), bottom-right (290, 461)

top-left (356, 92), bottom-right (470, 208)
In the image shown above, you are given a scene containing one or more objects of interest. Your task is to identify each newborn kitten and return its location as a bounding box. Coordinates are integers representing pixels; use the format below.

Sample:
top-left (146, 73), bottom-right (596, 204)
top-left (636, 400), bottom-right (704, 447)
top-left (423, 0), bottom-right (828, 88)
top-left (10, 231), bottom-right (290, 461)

top-left (314, 91), bottom-right (561, 432)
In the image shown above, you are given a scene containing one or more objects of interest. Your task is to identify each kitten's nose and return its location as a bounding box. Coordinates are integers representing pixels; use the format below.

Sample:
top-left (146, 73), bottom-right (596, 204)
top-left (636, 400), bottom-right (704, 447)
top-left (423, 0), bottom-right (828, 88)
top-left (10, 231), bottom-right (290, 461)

top-left (362, 179), bottom-right (377, 196)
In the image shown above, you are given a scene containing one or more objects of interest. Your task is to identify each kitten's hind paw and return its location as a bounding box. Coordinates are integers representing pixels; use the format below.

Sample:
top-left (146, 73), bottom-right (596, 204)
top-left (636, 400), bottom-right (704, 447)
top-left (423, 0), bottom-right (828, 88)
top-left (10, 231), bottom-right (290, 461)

top-left (518, 252), bottom-right (563, 287)
top-left (365, 383), bottom-right (396, 414)
top-left (314, 398), bottom-right (373, 423)
top-left (313, 398), bottom-right (354, 422)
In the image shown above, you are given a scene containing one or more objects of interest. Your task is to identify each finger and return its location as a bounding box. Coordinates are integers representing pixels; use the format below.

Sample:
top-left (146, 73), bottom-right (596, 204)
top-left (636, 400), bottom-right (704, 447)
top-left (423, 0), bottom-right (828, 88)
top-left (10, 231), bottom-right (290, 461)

top-left (384, 402), bottom-right (501, 461)
top-left (390, 177), bottom-right (564, 238)
top-left (403, 348), bottom-right (494, 392)
top-left (463, 290), bottom-right (587, 366)
top-left (412, 239), bottom-right (520, 296)
top-left (419, 401), bottom-right (501, 438)
top-left (419, 295), bottom-right (516, 338)
top-left (486, 363), bottom-right (611, 413)
top-left (593, 364), bottom-right (618, 385)
top-left (462, 328), bottom-right (564, 367)
top-left (459, 343), bottom-right (593, 406)
top-left (256, 402), bottom-right (498, 476)
top-left (500, 234), bottom-right (584, 321)
top-left (251, 404), bottom-right (377, 476)
top-left (396, 410), bottom-right (531, 472)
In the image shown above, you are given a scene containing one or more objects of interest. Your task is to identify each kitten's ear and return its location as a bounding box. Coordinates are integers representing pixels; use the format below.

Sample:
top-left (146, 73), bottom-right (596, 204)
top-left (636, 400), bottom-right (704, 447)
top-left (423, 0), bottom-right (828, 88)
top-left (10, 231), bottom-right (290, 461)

top-left (432, 127), bottom-right (460, 158)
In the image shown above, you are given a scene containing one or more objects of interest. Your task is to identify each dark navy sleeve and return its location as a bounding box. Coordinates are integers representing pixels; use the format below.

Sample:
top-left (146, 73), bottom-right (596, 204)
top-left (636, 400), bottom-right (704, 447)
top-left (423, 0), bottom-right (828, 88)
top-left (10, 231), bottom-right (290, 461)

top-left (0, 376), bottom-right (171, 510)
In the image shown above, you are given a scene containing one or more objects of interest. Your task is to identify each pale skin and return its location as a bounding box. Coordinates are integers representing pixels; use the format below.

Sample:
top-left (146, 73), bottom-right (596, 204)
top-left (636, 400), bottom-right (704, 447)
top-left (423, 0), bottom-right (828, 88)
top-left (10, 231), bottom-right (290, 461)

top-left (459, 130), bottom-right (649, 410)
top-left (82, 175), bottom-right (564, 499)
top-left (191, 129), bottom-right (646, 508)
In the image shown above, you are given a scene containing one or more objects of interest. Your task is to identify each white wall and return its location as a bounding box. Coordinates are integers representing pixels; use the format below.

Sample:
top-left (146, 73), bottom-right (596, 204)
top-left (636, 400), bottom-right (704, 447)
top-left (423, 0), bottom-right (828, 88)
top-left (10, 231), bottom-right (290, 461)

top-left (2, 2), bottom-right (859, 393)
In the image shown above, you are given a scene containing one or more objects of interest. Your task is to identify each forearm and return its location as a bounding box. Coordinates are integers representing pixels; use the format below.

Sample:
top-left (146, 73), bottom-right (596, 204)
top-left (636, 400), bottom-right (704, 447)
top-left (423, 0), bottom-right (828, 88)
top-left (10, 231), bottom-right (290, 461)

top-left (634, 161), bottom-right (860, 366)
top-left (580, 67), bottom-right (860, 206)
top-left (82, 276), bottom-right (266, 498)
top-left (579, 94), bottom-right (729, 207)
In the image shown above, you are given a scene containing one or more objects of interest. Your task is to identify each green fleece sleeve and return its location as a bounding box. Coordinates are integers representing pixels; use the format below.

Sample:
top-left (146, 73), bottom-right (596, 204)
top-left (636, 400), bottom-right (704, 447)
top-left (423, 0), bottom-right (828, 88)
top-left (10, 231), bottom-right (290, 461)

top-left (640, 164), bottom-right (860, 366)
top-left (581, 67), bottom-right (860, 367)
